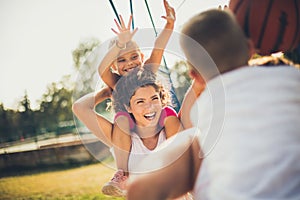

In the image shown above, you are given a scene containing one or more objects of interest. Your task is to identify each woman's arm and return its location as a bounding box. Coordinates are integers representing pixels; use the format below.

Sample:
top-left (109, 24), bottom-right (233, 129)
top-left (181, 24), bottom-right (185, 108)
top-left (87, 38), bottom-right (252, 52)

top-left (72, 87), bottom-right (113, 147)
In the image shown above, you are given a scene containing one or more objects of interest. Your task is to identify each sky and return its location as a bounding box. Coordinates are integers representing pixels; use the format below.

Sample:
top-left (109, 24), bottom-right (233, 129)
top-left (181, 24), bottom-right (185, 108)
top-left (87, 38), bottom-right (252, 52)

top-left (0, 0), bottom-right (229, 110)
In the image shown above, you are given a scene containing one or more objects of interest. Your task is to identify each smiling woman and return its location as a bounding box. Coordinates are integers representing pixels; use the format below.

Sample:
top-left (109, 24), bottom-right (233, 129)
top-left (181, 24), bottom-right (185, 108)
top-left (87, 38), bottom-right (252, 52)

top-left (128, 86), bottom-right (163, 128)
top-left (72, 67), bottom-right (183, 197)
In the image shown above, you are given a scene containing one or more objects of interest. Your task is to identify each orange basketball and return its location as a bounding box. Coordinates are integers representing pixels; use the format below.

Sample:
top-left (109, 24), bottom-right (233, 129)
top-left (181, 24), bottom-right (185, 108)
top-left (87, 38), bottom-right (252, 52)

top-left (229, 0), bottom-right (300, 55)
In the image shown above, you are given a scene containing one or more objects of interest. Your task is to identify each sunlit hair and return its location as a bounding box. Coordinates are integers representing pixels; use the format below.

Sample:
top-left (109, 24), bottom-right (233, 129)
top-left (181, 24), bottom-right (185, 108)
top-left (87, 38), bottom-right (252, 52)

top-left (112, 67), bottom-right (170, 113)
top-left (180, 9), bottom-right (249, 78)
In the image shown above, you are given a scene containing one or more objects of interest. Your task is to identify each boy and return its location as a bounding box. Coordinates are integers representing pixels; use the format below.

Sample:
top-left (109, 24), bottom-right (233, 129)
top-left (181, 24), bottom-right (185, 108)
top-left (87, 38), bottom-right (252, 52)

top-left (127, 9), bottom-right (300, 199)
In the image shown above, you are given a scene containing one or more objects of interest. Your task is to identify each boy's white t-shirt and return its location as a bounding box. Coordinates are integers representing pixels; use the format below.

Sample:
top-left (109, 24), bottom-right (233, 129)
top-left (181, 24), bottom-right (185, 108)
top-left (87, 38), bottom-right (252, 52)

top-left (192, 66), bottom-right (300, 199)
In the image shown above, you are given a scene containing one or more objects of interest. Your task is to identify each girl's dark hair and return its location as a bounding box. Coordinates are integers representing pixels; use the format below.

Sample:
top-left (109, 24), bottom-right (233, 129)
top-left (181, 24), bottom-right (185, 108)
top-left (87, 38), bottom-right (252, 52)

top-left (112, 67), bottom-right (170, 112)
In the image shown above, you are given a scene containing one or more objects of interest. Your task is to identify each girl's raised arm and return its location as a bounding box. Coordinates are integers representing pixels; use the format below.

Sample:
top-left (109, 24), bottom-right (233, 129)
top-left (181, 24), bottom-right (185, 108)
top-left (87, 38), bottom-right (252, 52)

top-left (145, 0), bottom-right (175, 72)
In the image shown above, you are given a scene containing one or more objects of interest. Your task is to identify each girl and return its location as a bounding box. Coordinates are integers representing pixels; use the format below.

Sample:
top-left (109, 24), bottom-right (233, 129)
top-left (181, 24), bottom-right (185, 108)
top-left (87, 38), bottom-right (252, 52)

top-left (96, 0), bottom-right (179, 196)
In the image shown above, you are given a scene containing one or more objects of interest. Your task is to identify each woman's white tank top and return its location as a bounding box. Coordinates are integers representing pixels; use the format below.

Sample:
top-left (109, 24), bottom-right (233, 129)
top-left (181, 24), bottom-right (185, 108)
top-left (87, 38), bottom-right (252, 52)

top-left (128, 130), bottom-right (166, 173)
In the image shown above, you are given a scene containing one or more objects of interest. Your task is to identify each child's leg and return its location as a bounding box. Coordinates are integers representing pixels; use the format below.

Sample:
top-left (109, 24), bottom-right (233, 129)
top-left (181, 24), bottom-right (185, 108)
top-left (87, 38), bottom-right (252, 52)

top-left (112, 111), bottom-right (134, 175)
top-left (112, 122), bottom-right (131, 176)
top-left (102, 116), bottom-right (132, 197)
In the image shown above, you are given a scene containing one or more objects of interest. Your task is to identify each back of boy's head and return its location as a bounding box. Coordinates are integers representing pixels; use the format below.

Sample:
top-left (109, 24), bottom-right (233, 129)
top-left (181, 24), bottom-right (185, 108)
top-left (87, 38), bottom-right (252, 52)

top-left (180, 9), bottom-right (250, 79)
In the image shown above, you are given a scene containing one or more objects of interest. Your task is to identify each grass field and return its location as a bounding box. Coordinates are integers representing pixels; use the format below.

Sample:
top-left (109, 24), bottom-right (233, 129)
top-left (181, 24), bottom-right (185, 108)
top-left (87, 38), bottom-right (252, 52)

top-left (0, 162), bottom-right (124, 200)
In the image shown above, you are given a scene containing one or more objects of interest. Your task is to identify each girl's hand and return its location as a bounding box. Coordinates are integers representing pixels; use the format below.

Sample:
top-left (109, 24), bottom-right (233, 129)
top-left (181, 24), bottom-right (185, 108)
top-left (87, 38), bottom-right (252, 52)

top-left (111, 15), bottom-right (138, 46)
top-left (161, 0), bottom-right (176, 24)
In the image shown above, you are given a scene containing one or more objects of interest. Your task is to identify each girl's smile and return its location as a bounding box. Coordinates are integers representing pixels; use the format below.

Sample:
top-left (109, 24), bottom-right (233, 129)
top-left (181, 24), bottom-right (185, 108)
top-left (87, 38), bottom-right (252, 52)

top-left (115, 50), bottom-right (144, 75)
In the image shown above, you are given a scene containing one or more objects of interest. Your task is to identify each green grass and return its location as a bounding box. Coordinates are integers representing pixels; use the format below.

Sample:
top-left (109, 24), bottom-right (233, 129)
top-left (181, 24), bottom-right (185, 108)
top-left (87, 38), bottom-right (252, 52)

top-left (0, 163), bottom-right (124, 200)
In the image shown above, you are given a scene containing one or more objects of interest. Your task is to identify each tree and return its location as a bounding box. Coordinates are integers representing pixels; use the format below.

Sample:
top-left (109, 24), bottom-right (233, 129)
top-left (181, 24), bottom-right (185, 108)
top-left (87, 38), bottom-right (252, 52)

top-left (170, 60), bottom-right (192, 104)
top-left (72, 37), bottom-right (100, 70)
top-left (72, 38), bottom-right (103, 98)
top-left (38, 76), bottom-right (74, 134)
top-left (0, 103), bottom-right (10, 143)
top-left (17, 91), bottom-right (37, 139)
top-left (0, 39), bottom-right (103, 143)
top-left (72, 38), bottom-right (112, 119)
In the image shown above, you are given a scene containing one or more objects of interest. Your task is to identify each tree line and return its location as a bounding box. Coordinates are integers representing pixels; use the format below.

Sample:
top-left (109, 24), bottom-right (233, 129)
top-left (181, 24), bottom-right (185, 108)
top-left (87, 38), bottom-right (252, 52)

top-left (0, 38), bottom-right (192, 144)
top-left (0, 38), bottom-right (101, 144)
top-left (1, 37), bottom-right (297, 144)
top-left (0, 78), bottom-right (75, 143)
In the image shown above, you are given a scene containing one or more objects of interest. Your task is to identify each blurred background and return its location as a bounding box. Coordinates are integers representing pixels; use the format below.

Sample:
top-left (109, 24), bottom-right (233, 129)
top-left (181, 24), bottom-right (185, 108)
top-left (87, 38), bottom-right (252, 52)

top-left (1, 0), bottom-right (299, 199)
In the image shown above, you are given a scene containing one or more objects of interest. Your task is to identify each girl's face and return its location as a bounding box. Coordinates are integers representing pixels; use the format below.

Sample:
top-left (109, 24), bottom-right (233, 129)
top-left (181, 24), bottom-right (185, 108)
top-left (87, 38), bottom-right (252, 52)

top-left (127, 85), bottom-right (162, 127)
top-left (114, 50), bottom-right (144, 76)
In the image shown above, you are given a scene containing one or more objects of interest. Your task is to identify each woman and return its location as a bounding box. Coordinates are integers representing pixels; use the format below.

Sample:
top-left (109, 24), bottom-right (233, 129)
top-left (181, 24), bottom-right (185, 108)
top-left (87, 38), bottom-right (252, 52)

top-left (72, 68), bottom-right (183, 197)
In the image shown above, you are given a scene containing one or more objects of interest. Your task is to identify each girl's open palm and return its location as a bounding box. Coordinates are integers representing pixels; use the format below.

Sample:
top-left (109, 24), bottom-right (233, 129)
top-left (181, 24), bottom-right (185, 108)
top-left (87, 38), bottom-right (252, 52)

top-left (111, 15), bottom-right (138, 45)
top-left (161, 0), bottom-right (176, 23)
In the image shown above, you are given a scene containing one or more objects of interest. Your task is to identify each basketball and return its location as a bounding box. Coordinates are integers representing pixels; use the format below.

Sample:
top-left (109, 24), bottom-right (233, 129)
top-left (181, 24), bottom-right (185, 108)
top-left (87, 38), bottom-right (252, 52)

top-left (229, 0), bottom-right (300, 55)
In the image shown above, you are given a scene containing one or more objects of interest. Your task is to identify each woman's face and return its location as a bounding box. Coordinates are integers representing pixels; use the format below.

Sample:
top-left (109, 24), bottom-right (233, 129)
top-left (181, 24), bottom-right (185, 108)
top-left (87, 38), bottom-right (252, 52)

top-left (114, 50), bottom-right (144, 76)
top-left (127, 85), bottom-right (162, 127)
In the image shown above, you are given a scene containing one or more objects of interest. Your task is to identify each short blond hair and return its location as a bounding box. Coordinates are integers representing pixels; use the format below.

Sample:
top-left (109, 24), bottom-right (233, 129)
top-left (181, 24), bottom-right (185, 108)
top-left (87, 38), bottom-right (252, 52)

top-left (180, 9), bottom-right (250, 79)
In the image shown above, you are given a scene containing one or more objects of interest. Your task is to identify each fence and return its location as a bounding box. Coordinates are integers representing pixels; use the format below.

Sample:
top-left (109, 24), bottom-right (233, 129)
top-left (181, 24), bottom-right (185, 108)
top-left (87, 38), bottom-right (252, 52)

top-left (0, 133), bottom-right (111, 176)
